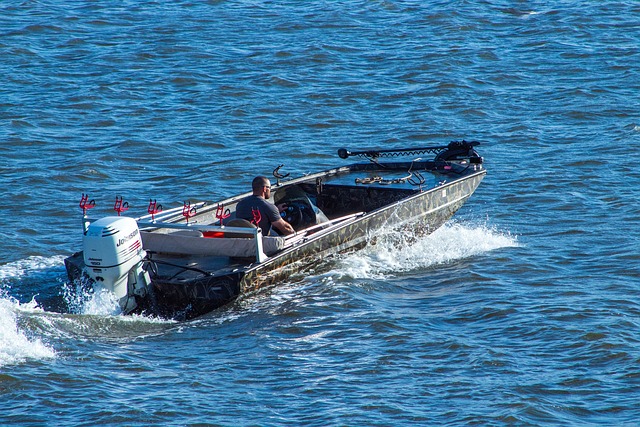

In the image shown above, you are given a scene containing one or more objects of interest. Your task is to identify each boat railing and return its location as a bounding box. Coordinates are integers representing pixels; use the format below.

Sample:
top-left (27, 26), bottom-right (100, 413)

top-left (135, 201), bottom-right (209, 224)
top-left (284, 212), bottom-right (365, 246)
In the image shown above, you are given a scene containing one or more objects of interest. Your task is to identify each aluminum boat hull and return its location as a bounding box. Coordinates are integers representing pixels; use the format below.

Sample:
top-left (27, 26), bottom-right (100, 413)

top-left (65, 143), bottom-right (486, 320)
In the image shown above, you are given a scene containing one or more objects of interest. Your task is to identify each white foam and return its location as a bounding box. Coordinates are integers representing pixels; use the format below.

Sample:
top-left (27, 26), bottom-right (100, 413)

top-left (0, 255), bottom-right (172, 351)
top-left (59, 264), bottom-right (176, 324)
top-left (0, 256), bottom-right (61, 366)
top-left (80, 288), bottom-right (123, 316)
top-left (0, 255), bottom-right (67, 281)
top-left (64, 280), bottom-right (176, 324)
top-left (63, 278), bottom-right (122, 317)
top-left (330, 221), bottom-right (518, 280)
top-left (74, 292), bottom-right (174, 325)
top-left (0, 297), bottom-right (56, 367)
top-left (522, 11), bottom-right (541, 18)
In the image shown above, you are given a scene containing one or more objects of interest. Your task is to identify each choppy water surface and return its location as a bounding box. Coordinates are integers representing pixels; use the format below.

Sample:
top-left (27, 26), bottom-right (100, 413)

top-left (1, 1), bottom-right (639, 426)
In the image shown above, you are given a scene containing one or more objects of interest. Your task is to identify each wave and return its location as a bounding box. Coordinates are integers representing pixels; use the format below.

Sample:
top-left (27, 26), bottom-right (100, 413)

top-left (0, 297), bottom-right (56, 367)
top-left (0, 256), bottom-right (62, 366)
top-left (0, 221), bottom-right (518, 353)
top-left (232, 220), bottom-right (519, 318)
top-left (322, 221), bottom-right (519, 281)
top-left (0, 255), bottom-right (67, 282)
top-left (0, 255), bottom-right (177, 366)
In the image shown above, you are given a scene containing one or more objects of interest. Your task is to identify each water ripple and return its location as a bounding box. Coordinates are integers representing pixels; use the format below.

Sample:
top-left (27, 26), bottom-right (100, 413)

top-left (2, 0), bottom-right (640, 425)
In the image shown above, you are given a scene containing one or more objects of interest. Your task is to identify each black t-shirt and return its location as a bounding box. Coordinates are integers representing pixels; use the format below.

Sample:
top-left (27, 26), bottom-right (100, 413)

top-left (236, 195), bottom-right (281, 234)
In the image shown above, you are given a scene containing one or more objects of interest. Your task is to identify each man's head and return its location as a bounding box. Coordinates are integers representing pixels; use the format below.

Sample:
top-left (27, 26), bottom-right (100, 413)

top-left (252, 176), bottom-right (272, 198)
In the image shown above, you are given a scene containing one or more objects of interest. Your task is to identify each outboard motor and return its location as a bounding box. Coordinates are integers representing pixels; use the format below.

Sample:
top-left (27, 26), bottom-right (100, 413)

top-left (82, 216), bottom-right (150, 314)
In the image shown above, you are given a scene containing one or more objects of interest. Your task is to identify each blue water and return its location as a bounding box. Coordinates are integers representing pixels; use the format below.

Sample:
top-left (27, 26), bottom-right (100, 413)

top-left (2, 1), bottom-right (639, 425)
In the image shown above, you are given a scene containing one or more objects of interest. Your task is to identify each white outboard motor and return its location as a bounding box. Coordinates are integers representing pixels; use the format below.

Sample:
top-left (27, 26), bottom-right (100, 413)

top-left (82, 216), bottom-right (151, 314)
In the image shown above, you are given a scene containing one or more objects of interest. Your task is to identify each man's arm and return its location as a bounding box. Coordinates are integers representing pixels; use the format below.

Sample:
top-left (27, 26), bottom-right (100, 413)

top-left (271, 218), bottom-right (295, 235)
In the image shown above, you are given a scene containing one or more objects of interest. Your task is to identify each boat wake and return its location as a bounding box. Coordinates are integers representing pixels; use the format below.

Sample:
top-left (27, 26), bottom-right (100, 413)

top-left (0, 256), bottom-right (173, 367)
top-left (0, 221), bottom-right (517, 365)
top-left (62, 277), bottom-right (122, 317)
top-left (0, 256), bottom-right (63, 366)
top-left (236, 220), bottom-right (520, 316)
top-left (323, 221), bottom-right (519, 281)
top-left (0, 296), bottom-right (56, 367)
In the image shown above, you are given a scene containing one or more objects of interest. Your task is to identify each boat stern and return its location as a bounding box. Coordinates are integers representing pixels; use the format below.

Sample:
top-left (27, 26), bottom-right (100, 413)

top-left (67, 216), bottom-right (152, 314)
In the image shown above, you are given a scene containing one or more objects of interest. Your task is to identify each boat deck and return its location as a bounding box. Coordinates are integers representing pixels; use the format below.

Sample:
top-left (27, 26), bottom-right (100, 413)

top-left (138, 160), bottom-right (481, 282)
top-left (319, 167), bottom-right (447, 189)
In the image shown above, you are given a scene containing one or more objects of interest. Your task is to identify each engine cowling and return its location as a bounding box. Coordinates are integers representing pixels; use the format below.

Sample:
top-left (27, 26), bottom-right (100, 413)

top-left (82, 216), bottom-right (150, 313)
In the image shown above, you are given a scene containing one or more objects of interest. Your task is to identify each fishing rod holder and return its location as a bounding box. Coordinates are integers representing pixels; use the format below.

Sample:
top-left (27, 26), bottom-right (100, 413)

top-left (182, 201), bottom-right (197, 224)
top-left (79, 193), bottom-right (96, 216)
top-left (216, 204), bottom-right (231, 225)
top-left (113, 196), bottom-right (129, 216)
top-left (147, 199), bottom-right (163, 222)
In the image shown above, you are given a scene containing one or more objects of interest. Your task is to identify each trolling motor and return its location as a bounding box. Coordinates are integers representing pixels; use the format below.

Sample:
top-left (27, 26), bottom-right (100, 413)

top-left (338, 140), bottom-right (482, 163)
top-left (434, 141), bottom-right (483, 163)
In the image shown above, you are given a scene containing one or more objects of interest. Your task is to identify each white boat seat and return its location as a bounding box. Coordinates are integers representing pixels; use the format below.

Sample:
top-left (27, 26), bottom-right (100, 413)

top-left (140, 230), bottom-right (285, 257)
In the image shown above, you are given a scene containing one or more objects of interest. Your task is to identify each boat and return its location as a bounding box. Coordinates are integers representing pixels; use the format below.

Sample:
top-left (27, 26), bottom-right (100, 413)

top-left (64, 141), bottom-right (486, 320)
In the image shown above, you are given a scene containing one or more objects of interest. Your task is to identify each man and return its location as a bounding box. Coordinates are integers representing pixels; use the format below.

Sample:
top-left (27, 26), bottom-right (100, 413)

top-left (235, 176), bottom-right (295, 236)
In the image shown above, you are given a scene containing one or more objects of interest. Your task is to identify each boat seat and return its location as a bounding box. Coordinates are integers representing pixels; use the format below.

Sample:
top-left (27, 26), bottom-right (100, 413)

top-left (225, 218), bottom-right (256, 237)
top-left (140, 230), bottom-right (285, 257)
top-left (227, 218), bottom-right (255, 228)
